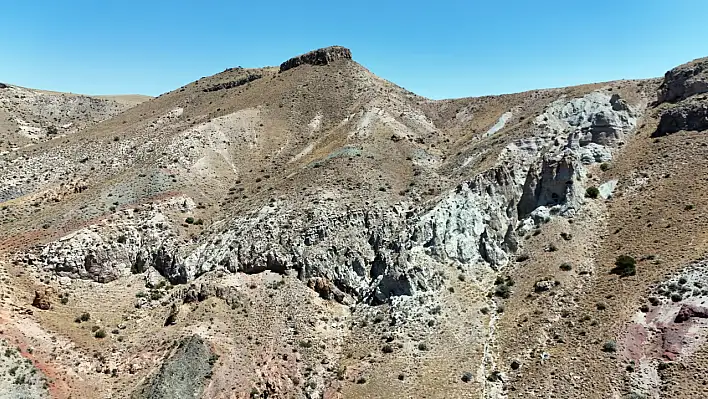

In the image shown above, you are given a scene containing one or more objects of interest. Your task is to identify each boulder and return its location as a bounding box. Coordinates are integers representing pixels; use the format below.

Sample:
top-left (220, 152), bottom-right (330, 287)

top-left (657, 57), bottom-right (708, 104)
top-left (0, 83), bottom-right (8, 89)
top-left (307, 277), bottom-right (345, 303)
top-left (32, 288), bottom-right (52, 310)
top-left (279, 46), bottom-right (352, 72)
top-left (674, 304), bottom-right (708, 323)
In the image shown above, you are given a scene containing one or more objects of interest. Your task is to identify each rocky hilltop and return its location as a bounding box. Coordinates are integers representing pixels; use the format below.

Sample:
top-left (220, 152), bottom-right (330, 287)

top-left (0, 50), bottom-right (707, 399)
top-left (279, 45), bottom-right (353, 72)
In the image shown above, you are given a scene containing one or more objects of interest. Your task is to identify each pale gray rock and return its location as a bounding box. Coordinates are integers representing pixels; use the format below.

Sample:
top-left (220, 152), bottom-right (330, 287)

top-left (599, 179), bottom-right (618, 199)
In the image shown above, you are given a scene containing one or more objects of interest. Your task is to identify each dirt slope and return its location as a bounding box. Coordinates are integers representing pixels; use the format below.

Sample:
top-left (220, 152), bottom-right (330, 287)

top-left (0, 47), bottom-right (707, 399)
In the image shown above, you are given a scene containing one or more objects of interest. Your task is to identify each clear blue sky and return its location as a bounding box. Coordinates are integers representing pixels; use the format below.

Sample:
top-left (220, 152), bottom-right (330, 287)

top-left (2, 0), bottom-right (707, 99)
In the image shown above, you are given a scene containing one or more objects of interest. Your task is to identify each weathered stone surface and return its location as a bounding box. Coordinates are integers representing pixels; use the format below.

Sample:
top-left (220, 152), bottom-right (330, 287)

top-left (279, 46), bottom-right (352, 72)
top-left (202, 74), bottom-right (262, 92)
top-left (23, 90), bottom-right (640, 307)
top-left (657, 57), bottom-right (708, 104)
top-left (674, 304), bottom-right (708, 323)
top-left (540, 92), bottom-right (637, 147)
top-left (653, 98), bottom-right (708, 136)
top-left (132, 335), bottom-right (214, 399)
top-left (31, 288), bottom-right (51, 310)
top-left (518, 153), bottom-right (581, 219)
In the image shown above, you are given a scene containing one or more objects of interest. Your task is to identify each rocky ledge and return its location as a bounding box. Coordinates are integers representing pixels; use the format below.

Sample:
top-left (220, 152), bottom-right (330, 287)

top-left (657, 56), bottom-right (708, 104)
top-left (279, 46), bottom-right (352, 72)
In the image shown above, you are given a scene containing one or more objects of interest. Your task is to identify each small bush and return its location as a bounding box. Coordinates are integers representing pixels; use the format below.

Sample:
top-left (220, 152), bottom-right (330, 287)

top-left (559, 263), bottom-right (573, 271)
top-left (602, 340), bottom-right (617, 353)
top-left (585, 186), bottom-right (600, 199)
top-left (185, 217), bottom-right (195, 224)
top-left (494, 284), bottom-right (511, 299)
top-left (117, 235), bottom-right (127, 244)
top-left (600, 162), bottom-right (611, 171)
top-left (80, 312), bottom-right (91, 322)
top-left (516, 254), bottom-right (530, 262)
top-left (94, 329), bottom-right (107, 339)
top-left (381, 344), bottom-right (394, 353)
top-left (611, 255), bottom-right (636, 277)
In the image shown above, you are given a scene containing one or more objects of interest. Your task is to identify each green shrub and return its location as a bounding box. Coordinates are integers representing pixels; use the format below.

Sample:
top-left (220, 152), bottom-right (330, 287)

top-left (185, 217), bottom-right (195, 224)
top-left (80, 312), bottom-right (91, 322)
top-left (611, 255), bottom-right (636, 277)
top-left (585, 186), bottom-right (600, 199)
top-left (600, 162), bottom-right (611, 171)
top-left (602, 340), bottom-right (617, 352)
top-left (94, 329), bottom-right (107, 339)
top-left (117, 235), bottom-right (127, 244)
top-left (560, 263), bottom-right (573, 271)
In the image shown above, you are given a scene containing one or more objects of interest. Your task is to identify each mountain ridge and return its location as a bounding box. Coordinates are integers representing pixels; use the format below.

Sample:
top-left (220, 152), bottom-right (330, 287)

top-left (0, 47), bottom-right (707, 398)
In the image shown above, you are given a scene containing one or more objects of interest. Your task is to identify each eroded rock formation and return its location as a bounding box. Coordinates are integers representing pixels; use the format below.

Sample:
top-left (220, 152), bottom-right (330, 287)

top-left (279, 46), bottom-right (352, 72)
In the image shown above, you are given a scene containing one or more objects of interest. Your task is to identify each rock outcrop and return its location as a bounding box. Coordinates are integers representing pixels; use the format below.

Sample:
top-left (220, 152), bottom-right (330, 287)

top-left (674, 304), bottom-right (708, 323)
top-left (132, 335), bottom-right (214, 399)
top-left (652, 58), bottom-right (708, 136)
top-left (657, 57), bottom-right (708, 104)
top-left (653, 98), bottom-right (708, 136)
top-left (31, 288), bottom-right (52, 310)
top-left (0, 83), bottom-right (8, 89)
top-left (202, 73), bottom-right (262, 92)
top-left (279, 46), bottom-right (352, 72)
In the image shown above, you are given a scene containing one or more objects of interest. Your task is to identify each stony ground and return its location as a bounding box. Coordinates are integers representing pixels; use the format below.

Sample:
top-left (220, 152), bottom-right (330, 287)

top-left (0, 47), bottom-right (707, 398)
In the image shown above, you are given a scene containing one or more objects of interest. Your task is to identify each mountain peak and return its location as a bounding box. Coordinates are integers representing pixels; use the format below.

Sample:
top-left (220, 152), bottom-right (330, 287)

top-left (279, 46), bottom-right (352, 72)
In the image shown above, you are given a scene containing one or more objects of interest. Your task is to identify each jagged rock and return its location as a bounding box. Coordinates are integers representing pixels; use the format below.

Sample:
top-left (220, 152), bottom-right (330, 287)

top-left (164, 303), bottom-right (179, 326)
top-left (0, 83), bottom-right (8, 89)
top-left (31, 288), bottom-right (52, 310)
top-left (279, 46), bottom-right (352, 72)
top-left (518, 153), bottom-right (581, 219)
top-left (674, 304), bottom-right (708, 323)
top-left (534, 279), bottom-right (556, 293)
top-left (540, 91), bottom-right (637, 147)
top-left (657, 57), bottom-right (708, 104)
top-left (307, 277), bottom-right (346, 303)
top-left (653, 98), bottom-right (708, 136)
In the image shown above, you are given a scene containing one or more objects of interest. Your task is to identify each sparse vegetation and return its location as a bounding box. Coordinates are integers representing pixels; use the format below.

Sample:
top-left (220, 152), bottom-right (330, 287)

top-left (611, 255), bottom-right (636, 277)
top-left (185, 217), bottom-right (195, 224)
top-left (602, 340), bottom-right (617, 353)
top-left (585, 186), bottom-right (600, 199)
top-left (94, 329), bottom-right (107, 338)
top-left (559, 262), bottom-right (572, 271)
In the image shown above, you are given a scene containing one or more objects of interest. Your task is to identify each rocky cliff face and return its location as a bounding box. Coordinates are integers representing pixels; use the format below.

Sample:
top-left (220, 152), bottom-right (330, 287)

top-left (658, 57), bottom-right (708, 104)
top-left (279, 46), bottom-right (353, 72)
top-left (654, 57), bottom-right (708, 136)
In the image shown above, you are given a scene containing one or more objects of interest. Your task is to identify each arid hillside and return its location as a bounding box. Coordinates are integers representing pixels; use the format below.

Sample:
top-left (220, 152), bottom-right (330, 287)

top-left (0, 46), bottom-right (706, 399)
